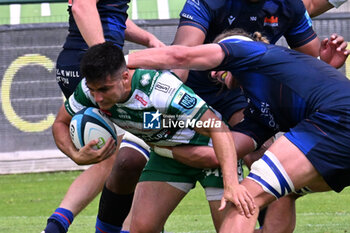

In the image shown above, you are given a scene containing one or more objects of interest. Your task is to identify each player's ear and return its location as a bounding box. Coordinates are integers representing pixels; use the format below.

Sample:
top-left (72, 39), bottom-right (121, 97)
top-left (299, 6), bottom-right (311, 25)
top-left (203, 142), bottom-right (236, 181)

top-left (121, 70), bottom-right (130, 85)
top-left (121, 70), bottom-right (128, 79)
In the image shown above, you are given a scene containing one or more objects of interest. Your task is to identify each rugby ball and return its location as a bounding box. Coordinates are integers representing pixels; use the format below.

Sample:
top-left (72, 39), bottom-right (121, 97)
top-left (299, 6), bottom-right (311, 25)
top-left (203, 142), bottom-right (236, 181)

top-left (69, 107), bottom-right (117, 150)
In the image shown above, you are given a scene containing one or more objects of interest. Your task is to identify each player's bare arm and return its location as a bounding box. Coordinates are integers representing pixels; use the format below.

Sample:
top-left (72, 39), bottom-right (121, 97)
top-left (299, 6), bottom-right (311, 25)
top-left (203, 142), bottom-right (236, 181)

top-left (52, 104), bottom-right (116, 165)
top-left (194, 109), bottom-right (256, 218)
top-left (71, 0), bottom-right (105, 47)
top-left (125, 19), bottom-right (165, 48)
top-left (127, 44), bottom-right (224, 71)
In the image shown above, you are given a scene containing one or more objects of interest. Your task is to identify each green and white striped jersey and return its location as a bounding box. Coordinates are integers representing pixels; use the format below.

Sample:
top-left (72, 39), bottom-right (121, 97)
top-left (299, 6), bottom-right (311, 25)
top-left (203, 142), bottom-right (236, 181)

top-left (65, 69), bottom-right (214, 146)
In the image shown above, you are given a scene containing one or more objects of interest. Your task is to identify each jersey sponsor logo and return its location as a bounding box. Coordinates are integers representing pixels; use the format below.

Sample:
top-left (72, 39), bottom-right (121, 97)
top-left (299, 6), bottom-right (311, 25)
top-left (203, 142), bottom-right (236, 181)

top-left (264, 16), bottom-right (278, 27)
top-left (250, 16), bottom-right (257, 21)
top-left (143, 110), bottom-right (161, 129)
top-left (181, 13), bottom-right (193, 20)
top-left (179, 93), bottom-right (197, 109)
top-left (153, 128), bottom-right (171, 140)
top-left (228, 15), bottom-right (236, 25)
top-left (260, 102), bottom-right (278, 129)
top-left (115, 108), bottom-right (132, 120)
top-left (56, 68), bottom-right (80, 87)
top-left (155, 82), bottom-right (170, 93)
top-left (56, 69), bottom-right (79, 78)
top-left (172, 88), bottom-right (201, 115)
top-left (140, 73), bottom-right (151, 86)
top-left (135, 94), bottom-right (148, 106)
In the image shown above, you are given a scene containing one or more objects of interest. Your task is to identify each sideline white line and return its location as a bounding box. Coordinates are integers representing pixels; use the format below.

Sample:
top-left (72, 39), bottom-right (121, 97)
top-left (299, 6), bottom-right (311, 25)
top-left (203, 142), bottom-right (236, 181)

top-left (157, 0), bottom-right (170, 19)
top-left (10, 4), bottom-right (21, 25)
top-left (41, 3), bottom-right (51, 17)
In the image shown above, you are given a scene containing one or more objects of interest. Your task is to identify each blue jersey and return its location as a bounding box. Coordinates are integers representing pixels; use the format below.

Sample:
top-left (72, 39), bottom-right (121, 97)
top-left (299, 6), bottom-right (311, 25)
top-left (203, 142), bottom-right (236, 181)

top-left (180, 0), bottom-right (317, 121)
top-left (63, 0), bottom-right (129, 50)
top-left (57, 0), bottom-right (129, 98)
top-left (217, 40), bottom-right (350, 131)
top-left (216, 40), bottom-right (350, 192)
top-left (179, 0), bottom-right (316, 47)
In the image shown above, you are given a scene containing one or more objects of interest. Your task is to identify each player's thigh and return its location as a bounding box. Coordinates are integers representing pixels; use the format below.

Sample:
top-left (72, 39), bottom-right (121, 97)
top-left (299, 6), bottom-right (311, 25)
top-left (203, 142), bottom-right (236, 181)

top-left (268, 135), bottom-right (330, 191)
top-left (130, 181), bottom-right (186, 232)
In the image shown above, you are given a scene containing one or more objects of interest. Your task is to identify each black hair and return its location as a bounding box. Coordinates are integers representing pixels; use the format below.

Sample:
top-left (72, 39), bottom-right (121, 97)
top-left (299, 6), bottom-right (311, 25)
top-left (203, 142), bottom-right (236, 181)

top-left (80, 41), bottom-right (127, 83)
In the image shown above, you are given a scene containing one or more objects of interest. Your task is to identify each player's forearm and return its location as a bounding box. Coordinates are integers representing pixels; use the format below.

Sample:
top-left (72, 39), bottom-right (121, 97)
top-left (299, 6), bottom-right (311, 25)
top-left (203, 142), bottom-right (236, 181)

top-left (127, 46), bottom-right (187, 69)
top-left (72, 0), bottom-right (105, 47)
top-left (125, 19), bottom-right (165, 48)
top-left (52, 121), bottom-right (78, 161)
top-left (211, 129), bottom-right (239, 186)
top-left (172, 146), bottom-right (219, 168)
top-left (195, 111), bottom-right (238, 185)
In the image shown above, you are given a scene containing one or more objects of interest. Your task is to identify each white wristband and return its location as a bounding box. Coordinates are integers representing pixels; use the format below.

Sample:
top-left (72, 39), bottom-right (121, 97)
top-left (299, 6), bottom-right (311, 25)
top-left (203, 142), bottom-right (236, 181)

top-left (124, 55), bottom-right (128, 65)
top-left (154, 146), bottom-right (174, 159)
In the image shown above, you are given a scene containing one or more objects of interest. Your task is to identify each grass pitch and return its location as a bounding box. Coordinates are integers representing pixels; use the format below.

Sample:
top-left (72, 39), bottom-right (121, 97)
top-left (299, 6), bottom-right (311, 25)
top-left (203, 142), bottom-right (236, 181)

top-left (0, 171), bottom-right (350, 233)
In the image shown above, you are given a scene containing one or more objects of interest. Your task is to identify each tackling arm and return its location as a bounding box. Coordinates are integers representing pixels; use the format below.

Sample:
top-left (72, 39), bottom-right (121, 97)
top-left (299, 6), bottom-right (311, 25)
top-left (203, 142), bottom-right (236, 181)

top-left (127, 43), bottom-right (225, 71)
top-left (171, 25), bottom-right (206, 82)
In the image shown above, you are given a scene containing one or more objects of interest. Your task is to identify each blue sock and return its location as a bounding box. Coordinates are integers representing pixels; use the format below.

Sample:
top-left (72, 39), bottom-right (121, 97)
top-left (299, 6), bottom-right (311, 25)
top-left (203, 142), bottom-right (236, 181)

top-left (95, 217), bottom-right (122, 233)
top-left (120, 231), bottom-right (129, 233)
top-left (45, 208), bottom-right (74, 233)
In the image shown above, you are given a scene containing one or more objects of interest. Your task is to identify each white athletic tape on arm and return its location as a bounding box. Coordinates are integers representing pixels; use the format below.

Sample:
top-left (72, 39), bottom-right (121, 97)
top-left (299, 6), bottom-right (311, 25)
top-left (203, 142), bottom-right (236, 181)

top-left (154, 146), bottom-right (174, 159)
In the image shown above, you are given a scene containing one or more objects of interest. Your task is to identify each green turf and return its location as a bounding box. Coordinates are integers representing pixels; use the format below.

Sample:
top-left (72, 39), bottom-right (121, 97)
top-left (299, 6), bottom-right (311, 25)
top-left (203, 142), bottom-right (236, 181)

top-left (0, 5), bottom-right (10, 24)
top-left (0, 1), bottom-right (185, 25)
top-left (132, 0), bottom-right (158, 19)
top-left (0, 171), bottom-right (350, 233)
top-left (0, 3), bottom-right (68, 25)
top-left (168, 0), bottom-right (186, 19)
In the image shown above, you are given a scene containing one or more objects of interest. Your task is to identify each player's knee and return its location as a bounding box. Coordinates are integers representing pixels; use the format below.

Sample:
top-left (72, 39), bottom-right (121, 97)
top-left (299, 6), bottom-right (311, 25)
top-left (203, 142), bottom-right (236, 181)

top-left (130, 218), bottom-right (160, 233)
top-left (105, 148), bottom-right (147, 192)
top-left (115, 147), bottom-right (147, 174)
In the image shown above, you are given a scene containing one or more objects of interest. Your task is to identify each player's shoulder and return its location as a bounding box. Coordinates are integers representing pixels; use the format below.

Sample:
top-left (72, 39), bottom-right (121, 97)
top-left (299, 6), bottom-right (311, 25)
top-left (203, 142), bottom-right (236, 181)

top-left (131, 69), bottom-right (172, 93)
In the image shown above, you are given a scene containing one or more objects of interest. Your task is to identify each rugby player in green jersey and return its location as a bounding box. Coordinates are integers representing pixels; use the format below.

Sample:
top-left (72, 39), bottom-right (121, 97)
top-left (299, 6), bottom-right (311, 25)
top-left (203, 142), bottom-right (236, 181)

top-left (52, 42), bottom-right (256, 233)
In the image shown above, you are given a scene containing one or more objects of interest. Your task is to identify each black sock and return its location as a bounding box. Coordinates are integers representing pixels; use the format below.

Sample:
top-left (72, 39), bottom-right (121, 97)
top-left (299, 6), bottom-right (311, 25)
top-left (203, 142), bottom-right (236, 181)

top-left (97, 185), bottom-right (134, 226)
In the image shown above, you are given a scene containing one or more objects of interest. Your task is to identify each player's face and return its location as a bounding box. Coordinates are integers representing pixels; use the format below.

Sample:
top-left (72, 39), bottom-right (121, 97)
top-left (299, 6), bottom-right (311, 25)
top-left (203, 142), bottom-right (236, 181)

top-left (211, 71), bottom-right (237, 89)
top-left (87, 74), bottom-right (126, 110)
